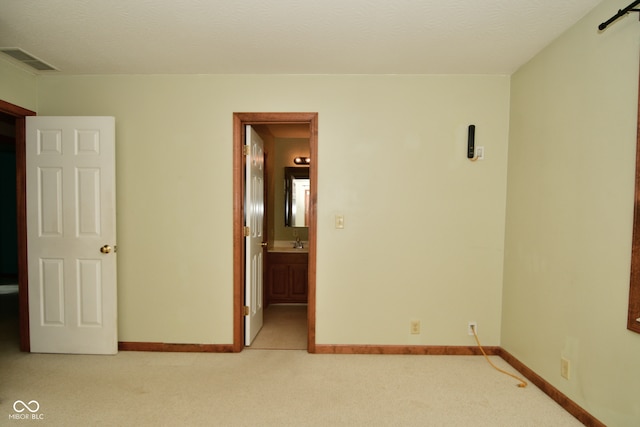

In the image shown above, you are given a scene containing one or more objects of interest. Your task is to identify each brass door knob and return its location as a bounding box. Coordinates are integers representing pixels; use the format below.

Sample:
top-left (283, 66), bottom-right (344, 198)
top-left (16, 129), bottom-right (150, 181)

top-left (100, 245), bottom-right (112, 254)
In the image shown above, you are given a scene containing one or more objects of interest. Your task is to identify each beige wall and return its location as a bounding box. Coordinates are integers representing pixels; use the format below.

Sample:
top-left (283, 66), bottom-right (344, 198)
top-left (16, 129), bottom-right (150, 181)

top-left (504, 0), bottom-right (640, 425)
top-left (0, 59), bottom-right (37, 111)
top-left (27, 73), bottom-right (510, 346)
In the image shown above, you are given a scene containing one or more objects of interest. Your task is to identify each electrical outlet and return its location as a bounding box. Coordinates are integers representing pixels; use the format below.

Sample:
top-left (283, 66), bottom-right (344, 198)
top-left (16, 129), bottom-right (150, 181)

top-left (410, 320), bottom-right (420, 334)
top-left (467, 321), bottom-right (477, 336)
top-left (560, 357), bottom-right (570, 380)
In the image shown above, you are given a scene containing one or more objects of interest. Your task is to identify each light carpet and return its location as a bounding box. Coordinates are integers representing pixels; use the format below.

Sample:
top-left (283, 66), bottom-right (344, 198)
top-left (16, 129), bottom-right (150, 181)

top-left (0, 303), bottom-right (583, 426)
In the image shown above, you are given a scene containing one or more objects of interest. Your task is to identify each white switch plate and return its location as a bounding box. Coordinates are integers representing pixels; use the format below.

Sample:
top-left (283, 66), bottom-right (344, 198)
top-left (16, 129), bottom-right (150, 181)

top-left (476, 146), bottom-right (484, 160)
top-left (335, 215), bottom-right (345, 229)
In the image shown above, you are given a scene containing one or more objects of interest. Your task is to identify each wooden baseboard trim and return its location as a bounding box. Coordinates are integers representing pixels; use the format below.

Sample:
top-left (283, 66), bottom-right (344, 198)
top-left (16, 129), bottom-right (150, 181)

top-left (119, 342), bottom-right (501, 356)
top-left (118, 342), bottom-right (235, 353)
top-left (314, 344), bottom-right (501, 355)
top-left (497, 348), bottom-right (605, 427)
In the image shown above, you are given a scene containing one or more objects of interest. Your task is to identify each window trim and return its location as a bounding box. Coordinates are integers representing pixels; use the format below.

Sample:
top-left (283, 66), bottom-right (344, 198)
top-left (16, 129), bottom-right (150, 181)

top-left (628, 71), bottom-right (640, 334)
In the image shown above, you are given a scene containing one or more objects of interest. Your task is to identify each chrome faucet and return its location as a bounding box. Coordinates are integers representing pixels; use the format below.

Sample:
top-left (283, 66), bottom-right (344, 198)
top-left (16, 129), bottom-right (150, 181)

top-left (294, 235), bottom-right (303, 249)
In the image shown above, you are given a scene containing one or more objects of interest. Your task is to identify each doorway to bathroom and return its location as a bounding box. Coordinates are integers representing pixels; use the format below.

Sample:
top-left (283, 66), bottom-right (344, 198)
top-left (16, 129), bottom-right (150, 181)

top-left (232, 112), bottom-right (318, 353)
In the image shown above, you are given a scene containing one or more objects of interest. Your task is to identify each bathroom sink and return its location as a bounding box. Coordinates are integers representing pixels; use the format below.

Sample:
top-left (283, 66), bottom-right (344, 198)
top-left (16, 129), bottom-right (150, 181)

top-left (267, 246), bottom-right (309, 253)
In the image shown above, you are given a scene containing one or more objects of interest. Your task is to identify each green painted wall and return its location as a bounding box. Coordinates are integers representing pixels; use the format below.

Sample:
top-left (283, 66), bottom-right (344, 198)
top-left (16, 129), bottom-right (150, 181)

top-left (35, 74), bottom-right (510, 346)
top-left (503, 0), bottom-right (640, 425)
top-left (0, 58), bottom-right (37, 111)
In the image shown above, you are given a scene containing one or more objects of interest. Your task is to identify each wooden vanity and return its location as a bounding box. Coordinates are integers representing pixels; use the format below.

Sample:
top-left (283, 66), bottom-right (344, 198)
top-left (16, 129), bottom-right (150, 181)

top-left (266, 249), bottom-right (308, 305)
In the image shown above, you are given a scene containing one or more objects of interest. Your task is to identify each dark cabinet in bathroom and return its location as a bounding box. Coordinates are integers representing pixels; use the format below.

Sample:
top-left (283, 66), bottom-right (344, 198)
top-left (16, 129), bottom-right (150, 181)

top-left (266, 252), bottom-right (308, 305)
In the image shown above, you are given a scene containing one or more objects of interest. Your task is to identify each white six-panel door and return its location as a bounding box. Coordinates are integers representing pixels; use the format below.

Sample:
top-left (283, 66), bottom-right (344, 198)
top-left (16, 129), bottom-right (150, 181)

top-left (26, 116), bottom-right (117, 354)
top-left (245, 125), bottom-right (265, 345)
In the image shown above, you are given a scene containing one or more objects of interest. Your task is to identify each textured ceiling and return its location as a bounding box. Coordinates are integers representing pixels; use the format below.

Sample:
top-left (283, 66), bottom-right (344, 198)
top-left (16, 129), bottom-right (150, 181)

top-left (0, 0), bottom-right (606, 75)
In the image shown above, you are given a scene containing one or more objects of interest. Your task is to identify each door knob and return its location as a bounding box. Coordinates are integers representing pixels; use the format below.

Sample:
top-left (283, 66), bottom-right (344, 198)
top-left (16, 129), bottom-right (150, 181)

top-left (100, 245), bottom-right (112, 254)
top-left (261, 242), bottom-right (268, 248)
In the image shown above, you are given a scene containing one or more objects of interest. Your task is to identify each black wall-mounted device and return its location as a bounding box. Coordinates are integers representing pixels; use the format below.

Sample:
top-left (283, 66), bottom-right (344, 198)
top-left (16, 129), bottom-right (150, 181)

top-left (467, 125), bottom-right (476, 159)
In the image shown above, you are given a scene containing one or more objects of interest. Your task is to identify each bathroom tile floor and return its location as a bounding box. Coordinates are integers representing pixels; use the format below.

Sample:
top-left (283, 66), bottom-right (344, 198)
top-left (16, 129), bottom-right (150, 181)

top-left (249, 304), bottom-right (307, 350)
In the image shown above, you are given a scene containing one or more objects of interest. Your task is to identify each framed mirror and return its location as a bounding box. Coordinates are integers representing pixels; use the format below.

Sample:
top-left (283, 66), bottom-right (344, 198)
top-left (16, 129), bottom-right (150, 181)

top-left (284, 167), bottom-right (310, 227)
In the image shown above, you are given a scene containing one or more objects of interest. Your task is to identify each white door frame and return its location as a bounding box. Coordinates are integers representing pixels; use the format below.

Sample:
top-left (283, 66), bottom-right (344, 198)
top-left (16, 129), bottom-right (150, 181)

top-left (232, 112), bottom-right (318, 353)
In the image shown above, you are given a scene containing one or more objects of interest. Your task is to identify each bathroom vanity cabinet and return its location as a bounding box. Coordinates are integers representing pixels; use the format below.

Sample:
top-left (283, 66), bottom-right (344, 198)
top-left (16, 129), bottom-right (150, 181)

top-left (266, 251), bottom-right (308, 305)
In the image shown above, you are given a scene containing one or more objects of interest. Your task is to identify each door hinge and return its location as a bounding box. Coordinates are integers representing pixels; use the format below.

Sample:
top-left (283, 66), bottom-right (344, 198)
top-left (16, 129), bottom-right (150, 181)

top-left (243, 226), bottom-right (250, 237)
top-left (243, 145), bottom-right (250, 156)
top-left (244, 306), bottom-right (250, 316)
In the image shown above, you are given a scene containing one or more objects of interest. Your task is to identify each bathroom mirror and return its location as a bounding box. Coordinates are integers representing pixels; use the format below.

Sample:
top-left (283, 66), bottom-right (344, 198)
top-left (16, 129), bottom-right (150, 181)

top-left (284, 167), bottom-right (310, 227)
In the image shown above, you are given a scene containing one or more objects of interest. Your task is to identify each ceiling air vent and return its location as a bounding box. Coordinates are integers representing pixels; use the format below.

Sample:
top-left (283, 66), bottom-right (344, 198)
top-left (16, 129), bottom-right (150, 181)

top-left (0, 47), bottom-right (57, 71)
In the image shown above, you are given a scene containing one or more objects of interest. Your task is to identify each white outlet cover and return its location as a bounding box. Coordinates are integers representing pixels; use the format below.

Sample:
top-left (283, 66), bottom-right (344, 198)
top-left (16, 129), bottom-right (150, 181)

top-left (467, 322), bottom-right (477, 335)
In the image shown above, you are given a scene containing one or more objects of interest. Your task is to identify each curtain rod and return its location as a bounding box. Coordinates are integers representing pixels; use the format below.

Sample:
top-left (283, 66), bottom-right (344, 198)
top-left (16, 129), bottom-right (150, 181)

top-left (599, 0), bottom-right (640, 31)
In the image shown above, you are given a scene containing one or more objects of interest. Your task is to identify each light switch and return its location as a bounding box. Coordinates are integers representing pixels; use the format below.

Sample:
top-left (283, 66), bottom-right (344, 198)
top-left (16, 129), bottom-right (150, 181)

top-left (335, 215), bottom-right (345, 229)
